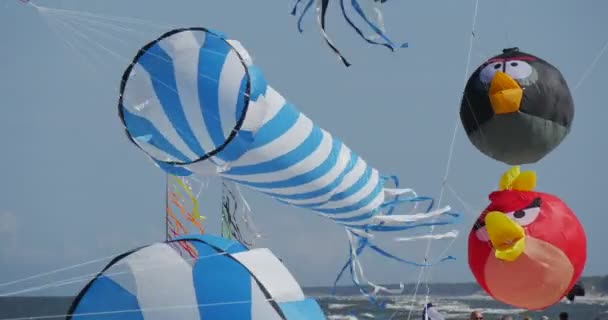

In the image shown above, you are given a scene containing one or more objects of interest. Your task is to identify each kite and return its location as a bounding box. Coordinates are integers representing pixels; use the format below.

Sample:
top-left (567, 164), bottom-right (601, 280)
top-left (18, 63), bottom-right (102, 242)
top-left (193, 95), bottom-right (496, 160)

top-left (290, 0), bottom-right (407, 66)
top-left (67, 235), bottom-right (326, 319)
top-left (422, 302), bottom-right (445, 320)
top-left (565, 281), bottom-right (585, 302)
top-left (117, 27), bottom-right (460, 297)
top-left (460, 47), bottom-right (575, 165)
top-left (468, 166), bottom-right (586, 310)
top-left (165, 175), bottom-right (206, 259)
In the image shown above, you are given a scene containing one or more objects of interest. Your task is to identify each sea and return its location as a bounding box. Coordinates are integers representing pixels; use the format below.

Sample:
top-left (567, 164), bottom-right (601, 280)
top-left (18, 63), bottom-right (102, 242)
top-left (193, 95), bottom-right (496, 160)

top-left (316, 294), bottom-right (608, 320)
top-left (0, 294), bottom-right (607, 320)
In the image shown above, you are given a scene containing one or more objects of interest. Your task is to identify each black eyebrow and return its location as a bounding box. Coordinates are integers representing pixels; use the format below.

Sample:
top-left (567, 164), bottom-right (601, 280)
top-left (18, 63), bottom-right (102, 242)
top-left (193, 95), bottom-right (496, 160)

top-left (474, 197), bottom-right (541, 230)
top-left (526, 197), bottom-right (542, 209)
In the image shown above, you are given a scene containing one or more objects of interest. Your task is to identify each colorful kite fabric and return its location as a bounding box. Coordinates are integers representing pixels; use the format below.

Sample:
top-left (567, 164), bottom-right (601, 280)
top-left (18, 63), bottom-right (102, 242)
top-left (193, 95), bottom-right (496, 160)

top-left (166, 175), bottom-right (206, 258)
top-left (468, 166), bottom-right (586, 310)
top-left (291, 0), bottom-right (408, 66)
top-left (460, 47), bottom-right (575, 165)
top-left (67, 235), bottom-right (326, 320)
top-left (118, 27), bottom-right (460, 297)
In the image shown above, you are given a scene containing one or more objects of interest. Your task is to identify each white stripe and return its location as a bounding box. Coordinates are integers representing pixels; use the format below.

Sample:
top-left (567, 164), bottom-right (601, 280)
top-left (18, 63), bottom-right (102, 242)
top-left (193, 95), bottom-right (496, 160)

top-left (331, 158), bottom-right (367, 195)
top-left (372, 206), bottom-right (451, 225)
top-left (337, 193), bottom-right (384, 222)
top-left (339, 213), bottom-right (377, 227)
top-left (179, 159), bottom-right (219, 175)
top-left (325, 171), bottom-right (384, 219)
top-left (125, 243), bottom-right (200, 320)
top-left (260, 87), bottom-right (287, 125)
top-left (253, 145), bottom-right (364, 199)
top-left (223, 129), bottom-right (331, 183)
top-left (232, 248), bottom-right (305, 302)
top-left (157, 30), bottom-right (218, 161)
top-left (226, 39), bottom-right (253, 66)
top-left (228, 130), bottom-right (350, 198)
top-left (314, 159), bottom-right (367, 209)
top-left (275, 145), bottom-right (353, 205)
top-left (224, 113), bottom-right (313, 168)
top-left (240, 86), bottom-right (285, 133)
top-left (123, 65), bottom-right (199, 161)
top-left (218, 49), bottom-right (247, 139)
top-left (250, 278), bottom-right (283, 320)
top-left (134, 136), bottom-right (184, 164)
top-left (394, 230), bottom-right (459, 242)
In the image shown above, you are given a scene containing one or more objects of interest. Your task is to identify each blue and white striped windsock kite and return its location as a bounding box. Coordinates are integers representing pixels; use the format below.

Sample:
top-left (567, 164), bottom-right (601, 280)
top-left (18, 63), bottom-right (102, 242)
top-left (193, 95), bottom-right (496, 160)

top-left (118, 27), bottom-right (460, 297)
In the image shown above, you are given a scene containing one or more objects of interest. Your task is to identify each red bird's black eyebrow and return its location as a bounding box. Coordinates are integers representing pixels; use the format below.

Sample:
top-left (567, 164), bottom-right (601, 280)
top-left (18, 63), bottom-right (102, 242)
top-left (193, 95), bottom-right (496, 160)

top-left (473, 197), bottom-right (542, 231)
top-left (526, 197), bottom-right (542, 208)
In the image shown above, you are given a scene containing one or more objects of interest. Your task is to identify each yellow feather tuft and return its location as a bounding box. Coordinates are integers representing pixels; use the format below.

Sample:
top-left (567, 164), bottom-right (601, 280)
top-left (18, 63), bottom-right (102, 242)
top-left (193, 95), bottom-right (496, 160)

top-left (499, 166), bottom-right (521, 190)
top-left (498, 166), bottom-right (537, 191)
top-left (512, 170), bottom-right (536, 191)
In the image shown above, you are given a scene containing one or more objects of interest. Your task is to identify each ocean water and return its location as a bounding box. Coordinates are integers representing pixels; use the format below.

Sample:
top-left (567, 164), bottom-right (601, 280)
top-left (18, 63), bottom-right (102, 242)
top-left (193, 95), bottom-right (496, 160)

top-left (0, 295), bottom-right (606, 319)
top-left (317, 295), bottom-right (608, 320)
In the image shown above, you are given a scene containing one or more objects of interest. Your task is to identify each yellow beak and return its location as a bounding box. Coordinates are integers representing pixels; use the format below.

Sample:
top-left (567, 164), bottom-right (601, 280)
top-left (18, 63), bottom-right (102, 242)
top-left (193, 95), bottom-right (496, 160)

top-left (489, 71), bottom-right (523, 115)
top-left (485, 211), bottom-right (526, 261)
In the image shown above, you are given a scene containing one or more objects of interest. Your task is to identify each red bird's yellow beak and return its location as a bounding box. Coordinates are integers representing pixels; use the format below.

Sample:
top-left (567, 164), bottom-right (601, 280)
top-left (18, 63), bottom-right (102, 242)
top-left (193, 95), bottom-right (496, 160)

top-left (485, 211), bottom-right (526, 261)
top-left (489, 71), bottom-right (523, 114)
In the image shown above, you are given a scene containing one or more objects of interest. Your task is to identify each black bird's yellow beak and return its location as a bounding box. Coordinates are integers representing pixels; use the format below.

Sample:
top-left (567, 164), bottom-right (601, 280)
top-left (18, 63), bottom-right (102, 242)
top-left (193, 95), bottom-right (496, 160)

top-left (485, 211), bottom-right (526, 261)
top-left (489, 71), bottom-right (523, 115)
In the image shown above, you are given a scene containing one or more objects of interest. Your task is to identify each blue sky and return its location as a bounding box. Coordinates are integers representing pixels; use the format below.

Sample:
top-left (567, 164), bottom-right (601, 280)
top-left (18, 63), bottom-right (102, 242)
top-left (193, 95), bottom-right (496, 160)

top-left (0, 0), bottom-right (606, 296)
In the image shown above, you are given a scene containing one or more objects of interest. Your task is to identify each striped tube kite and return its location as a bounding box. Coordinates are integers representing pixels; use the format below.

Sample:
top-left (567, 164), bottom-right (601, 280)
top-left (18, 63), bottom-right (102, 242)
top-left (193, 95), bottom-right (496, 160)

top-left (67, 235), bottom-right (326, 319)
top-left (118, 27), bottom-right (460, 296)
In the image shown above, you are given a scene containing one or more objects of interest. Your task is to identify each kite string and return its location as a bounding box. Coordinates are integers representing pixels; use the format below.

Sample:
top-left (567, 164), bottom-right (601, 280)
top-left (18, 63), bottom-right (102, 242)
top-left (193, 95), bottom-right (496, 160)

top-left (398, 1), bottom-right (480, 319)
top-left (2, 298), bottom-right (280, 320)
top-left (573, 36), bottom-right (608, 92)
top-left (36, 5), bottom-right (254, 103)
top-left (0, 250), bottom-right (231, 297)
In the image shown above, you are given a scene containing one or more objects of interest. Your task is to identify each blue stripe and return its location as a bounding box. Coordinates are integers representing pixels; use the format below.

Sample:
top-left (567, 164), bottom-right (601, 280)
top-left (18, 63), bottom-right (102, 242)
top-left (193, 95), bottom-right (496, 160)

top-left (319, 179), bottom-right (383, 215)
top-left (225, 127), bottom-right (323, 186)
top-left (297, 150), bottom-right (359, 207)
top-left (256, 142), bottom-right (351, 200)
top-left (121, 108), bottom-right (191, 163)
top-left (238, 134), bottom-right (339, 191)
top-left (247, 65), bottom-right (268, 101)
top-left (72, 276), bottom-right (144, 320)
top-left (330, 165), bottom-right (374, 202)
top-left (137, 44), bottom-right (205, 157)
top-left (197, 34), bottom-right (231, 149)
top-left (234, 73), bottom-right (249, 125)
top-left (225, 104), bottom-right (300, 175)
top-left (278, 299), bottom-right (326, 320)
top-left (214, 73), bottom-right (252, 163)
top-left (193, 249), bottom-right (252, 318)
top-left (333, 209), bottom-right (376, 223)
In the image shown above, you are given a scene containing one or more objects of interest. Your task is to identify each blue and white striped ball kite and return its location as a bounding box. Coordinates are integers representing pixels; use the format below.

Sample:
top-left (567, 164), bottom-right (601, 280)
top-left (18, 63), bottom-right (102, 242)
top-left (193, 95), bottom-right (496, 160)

top-left (117, 27), bottom-right (460, 295)
top-left (67, 235), bottom-right (325, 320)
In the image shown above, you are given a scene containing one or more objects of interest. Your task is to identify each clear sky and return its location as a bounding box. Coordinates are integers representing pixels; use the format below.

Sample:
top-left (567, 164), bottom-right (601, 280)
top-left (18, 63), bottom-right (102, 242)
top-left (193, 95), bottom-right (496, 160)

top-left (0, 0), bottom-right (606, 296)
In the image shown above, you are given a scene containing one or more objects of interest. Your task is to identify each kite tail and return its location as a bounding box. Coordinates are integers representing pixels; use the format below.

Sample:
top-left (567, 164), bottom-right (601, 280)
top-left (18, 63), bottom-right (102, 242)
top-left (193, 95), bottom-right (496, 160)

top-left (291, 0), bottom-right (407, 67)
top-left (332, 176), bottom-right (461, 306)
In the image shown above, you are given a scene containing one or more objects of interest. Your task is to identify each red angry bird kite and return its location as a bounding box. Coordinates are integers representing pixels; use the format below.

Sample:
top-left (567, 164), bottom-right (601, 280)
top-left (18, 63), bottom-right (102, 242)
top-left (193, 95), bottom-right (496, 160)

top-left (468, 166), bottom-right (586, 310)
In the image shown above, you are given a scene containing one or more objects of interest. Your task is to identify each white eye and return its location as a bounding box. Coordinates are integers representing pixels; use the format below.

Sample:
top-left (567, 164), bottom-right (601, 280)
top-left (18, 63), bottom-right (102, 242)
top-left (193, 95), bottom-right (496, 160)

top-left (504, 60), bottom-right (533, 80)
top-left (479, 62), bottom-right (503, 84)
top-left (506, 207), bottom-right (540, 226)
top-left (475, 226), bottom-right (489, 242)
